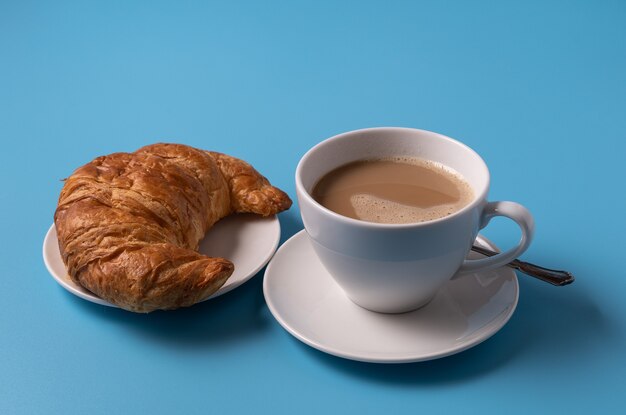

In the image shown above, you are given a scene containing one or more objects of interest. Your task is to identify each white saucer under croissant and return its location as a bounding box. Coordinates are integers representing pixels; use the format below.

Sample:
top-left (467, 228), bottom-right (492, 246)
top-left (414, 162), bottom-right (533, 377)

top-left (43, 214), bottom-right (281, 307)
top-left (263, 230), bottom-right (518, 363)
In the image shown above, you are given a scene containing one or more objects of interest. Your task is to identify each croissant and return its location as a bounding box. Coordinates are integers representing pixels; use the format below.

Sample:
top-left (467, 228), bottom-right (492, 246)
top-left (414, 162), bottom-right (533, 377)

top-left (54, 143), bottom-right (292, 312)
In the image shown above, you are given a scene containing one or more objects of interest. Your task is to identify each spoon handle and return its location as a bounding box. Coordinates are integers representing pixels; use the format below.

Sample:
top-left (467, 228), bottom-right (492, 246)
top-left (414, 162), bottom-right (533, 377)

top-left (470, 245), bottom-right (575, 286)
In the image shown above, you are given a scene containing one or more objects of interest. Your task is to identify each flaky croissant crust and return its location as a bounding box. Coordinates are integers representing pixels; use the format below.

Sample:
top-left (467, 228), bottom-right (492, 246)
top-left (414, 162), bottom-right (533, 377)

top-left (54, 143), bottom-right (291, 312)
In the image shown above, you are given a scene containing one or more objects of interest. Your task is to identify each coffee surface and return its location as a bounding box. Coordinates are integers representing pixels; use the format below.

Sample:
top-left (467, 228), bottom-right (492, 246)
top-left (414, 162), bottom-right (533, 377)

top-left (312, 158), bottom-right (474, 224)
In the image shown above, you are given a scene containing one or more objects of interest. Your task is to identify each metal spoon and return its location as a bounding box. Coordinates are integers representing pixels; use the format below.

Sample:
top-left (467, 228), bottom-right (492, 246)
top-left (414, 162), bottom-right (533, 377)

top-left (471, 245), bottom-right (575, 286)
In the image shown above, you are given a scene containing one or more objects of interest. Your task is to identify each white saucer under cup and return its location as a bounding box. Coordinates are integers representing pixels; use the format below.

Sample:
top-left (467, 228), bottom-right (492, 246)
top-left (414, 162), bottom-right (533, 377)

top-left (263, 230), bottom-right (518, 363)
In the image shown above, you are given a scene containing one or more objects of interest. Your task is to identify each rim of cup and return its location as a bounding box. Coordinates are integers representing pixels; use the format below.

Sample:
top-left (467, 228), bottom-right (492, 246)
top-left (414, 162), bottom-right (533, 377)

top-left (295, 127), bottom-right (491, 229)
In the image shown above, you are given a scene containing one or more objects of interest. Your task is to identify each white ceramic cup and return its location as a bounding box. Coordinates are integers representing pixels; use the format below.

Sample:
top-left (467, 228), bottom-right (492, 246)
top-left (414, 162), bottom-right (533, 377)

top-left (296, 127), bottom-right (534, 313)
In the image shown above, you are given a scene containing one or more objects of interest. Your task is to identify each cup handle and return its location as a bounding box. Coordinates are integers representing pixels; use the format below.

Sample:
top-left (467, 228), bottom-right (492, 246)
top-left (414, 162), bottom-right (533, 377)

top-left (456, 201), bottom-right (535, 275)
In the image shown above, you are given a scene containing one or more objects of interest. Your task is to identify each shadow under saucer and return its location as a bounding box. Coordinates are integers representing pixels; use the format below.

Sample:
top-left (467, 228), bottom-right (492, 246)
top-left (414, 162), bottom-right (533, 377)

top-left (288, 266), bottom-right (616, 386)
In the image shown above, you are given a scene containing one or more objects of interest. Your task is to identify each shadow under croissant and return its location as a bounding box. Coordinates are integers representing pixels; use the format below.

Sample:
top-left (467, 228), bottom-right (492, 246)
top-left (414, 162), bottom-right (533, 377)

top-left (63, 265), bottom-right (270, 348)
top-left (59, 211), bottom-right (304, 347)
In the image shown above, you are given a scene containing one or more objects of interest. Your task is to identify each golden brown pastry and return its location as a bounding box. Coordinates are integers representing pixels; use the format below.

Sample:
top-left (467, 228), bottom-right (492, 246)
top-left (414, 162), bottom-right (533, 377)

top-left (54, 143), bottom-right (291, 312)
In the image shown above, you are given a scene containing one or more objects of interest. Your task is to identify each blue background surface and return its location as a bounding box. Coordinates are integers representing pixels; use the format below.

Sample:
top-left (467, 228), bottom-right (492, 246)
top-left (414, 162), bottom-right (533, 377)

top-left (1, 0), bottom-right (625, 413)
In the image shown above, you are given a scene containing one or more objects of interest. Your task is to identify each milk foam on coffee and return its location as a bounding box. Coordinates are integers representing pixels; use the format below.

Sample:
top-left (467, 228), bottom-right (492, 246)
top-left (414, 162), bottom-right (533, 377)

top-left (312, 157), bottom-right (474, 224)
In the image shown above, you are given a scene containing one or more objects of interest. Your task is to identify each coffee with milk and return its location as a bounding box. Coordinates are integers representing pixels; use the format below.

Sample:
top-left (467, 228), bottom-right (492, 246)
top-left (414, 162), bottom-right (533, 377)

top-left (312, 157), bottom-right (474, 224)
